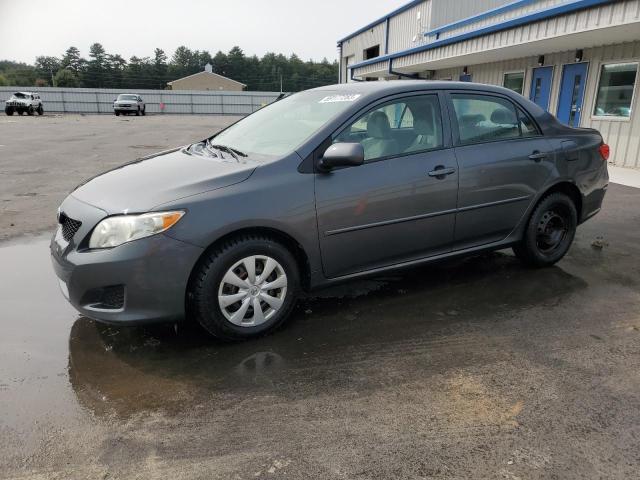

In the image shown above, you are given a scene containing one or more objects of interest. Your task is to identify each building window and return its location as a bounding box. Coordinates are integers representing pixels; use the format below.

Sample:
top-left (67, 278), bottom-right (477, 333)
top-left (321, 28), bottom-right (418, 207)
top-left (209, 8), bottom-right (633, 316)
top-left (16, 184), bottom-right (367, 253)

top-left (364, 45), bottom-right (380, 60)
top-left (503, 72), bottom-right (525, 95)
top-left (593, 62), bottom-right (638, 118)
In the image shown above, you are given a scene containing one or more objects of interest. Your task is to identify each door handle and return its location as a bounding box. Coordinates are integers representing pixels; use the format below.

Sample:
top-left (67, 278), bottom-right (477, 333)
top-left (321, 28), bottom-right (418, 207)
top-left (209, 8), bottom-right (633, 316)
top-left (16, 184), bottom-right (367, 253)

top-left (528, 151), bottom-right (548, 161)
top-left (428, 166), bottom-right (456, 178)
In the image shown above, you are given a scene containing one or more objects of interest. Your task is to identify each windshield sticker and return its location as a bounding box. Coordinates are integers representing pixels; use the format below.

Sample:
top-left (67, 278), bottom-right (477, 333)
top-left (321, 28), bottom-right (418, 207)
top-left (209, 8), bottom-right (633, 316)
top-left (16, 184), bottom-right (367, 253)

top-left (319, 94), bottom-right (362, 103)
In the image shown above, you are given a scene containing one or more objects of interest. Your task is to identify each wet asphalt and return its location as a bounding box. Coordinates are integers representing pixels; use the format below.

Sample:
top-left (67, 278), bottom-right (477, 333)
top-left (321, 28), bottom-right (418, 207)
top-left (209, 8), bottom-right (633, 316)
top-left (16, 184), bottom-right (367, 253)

top-left (1, 183), bottom-right (639, 479)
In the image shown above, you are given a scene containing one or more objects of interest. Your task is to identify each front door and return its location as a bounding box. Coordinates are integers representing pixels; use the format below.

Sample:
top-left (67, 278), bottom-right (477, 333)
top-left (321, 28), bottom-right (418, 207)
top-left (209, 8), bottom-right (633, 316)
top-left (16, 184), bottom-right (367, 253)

top-left (529, 66), bottom-right (553, 110)
top-left (314, 93), bottom-right (459, 278)
top-left (557, 62), bottom-right (588, 126)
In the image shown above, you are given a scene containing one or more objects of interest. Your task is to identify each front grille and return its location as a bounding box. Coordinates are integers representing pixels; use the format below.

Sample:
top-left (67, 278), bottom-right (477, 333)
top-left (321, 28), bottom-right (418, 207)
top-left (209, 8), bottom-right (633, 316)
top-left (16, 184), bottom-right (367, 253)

top-left (59, 212), bottom-right (82, 241)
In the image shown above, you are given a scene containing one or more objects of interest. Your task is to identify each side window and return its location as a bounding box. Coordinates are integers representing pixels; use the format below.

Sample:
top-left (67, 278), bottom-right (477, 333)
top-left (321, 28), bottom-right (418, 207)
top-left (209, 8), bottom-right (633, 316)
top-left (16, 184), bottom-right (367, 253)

top-left (518, 108), bottom-right (540, 137)
top-left (451, 94), bottom-right (520, 144)
top-left (334, 95), bottom-right (443, 162)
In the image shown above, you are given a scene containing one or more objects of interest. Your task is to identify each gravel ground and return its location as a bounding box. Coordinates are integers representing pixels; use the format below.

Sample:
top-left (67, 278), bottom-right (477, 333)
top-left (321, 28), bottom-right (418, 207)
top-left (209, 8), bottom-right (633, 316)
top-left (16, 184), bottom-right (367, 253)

top-left (0, 114), bottom-right (239, 242)
top-left (1, 114), bottom-right (639, 479)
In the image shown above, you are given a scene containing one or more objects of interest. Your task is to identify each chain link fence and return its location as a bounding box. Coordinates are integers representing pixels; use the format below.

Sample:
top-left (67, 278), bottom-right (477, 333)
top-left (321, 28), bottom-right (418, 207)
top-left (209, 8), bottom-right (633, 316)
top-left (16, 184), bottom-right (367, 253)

top-left (0, 87), bottom-right (282, 115)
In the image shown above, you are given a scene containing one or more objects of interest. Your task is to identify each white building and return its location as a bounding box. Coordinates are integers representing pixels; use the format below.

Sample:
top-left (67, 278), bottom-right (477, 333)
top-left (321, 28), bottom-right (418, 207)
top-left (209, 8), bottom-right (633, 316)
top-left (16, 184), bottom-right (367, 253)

top-left (338, 0), bottom-right (640, 167)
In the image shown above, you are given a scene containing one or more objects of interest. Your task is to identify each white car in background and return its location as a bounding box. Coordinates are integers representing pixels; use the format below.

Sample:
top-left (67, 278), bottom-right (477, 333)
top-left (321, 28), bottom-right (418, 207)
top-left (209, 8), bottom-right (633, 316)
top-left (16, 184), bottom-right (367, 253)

top-left (5, 92), bottom-right (43, 116)
top-left (113, 94), bottom-right (146, 116)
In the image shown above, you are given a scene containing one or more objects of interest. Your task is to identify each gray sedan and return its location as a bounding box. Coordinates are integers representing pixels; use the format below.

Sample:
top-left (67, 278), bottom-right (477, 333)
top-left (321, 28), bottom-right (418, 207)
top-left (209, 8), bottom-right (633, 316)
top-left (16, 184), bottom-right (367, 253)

top-left (51, 81), bottom-right (609, 340)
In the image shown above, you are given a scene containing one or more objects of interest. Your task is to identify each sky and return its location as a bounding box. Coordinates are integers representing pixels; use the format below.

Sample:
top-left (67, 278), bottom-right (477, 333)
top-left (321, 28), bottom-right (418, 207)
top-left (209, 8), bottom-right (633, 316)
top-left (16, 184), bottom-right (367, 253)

top-left (0, 0), bottom-right (408, 64)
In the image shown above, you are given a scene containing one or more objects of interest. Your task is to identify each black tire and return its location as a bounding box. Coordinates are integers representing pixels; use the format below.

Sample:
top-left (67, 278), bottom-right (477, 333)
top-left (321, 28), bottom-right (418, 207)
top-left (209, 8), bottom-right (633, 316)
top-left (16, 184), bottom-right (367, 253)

top-left (37, 105), bottom-right (43, 115)
top-left (115, 111), bottom-right (120, 116)
top-left (189, 235), bottom-right (300, 340)
top-left (513, 192), bottom-right (577, 267)
top-left (5, 108), bottom-right (13, 116)
top-left (136, 107), bottom-right (140, 116)
top-left (141, 106), bottom-right (146, 116)
top-left (27, 105), bottom-right (34, 116)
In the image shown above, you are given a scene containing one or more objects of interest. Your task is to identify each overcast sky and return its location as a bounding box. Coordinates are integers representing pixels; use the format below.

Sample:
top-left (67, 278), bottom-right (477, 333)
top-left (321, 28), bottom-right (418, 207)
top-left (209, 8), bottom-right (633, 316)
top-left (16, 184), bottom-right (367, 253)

top-left (0, 0), bottom-right (407, 64)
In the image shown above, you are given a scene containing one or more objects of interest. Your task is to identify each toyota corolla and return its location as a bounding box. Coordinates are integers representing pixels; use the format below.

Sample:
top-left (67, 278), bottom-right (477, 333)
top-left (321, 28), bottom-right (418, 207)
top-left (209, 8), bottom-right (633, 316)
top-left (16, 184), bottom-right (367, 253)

top-left (51, 81), bottom-right (608, 340)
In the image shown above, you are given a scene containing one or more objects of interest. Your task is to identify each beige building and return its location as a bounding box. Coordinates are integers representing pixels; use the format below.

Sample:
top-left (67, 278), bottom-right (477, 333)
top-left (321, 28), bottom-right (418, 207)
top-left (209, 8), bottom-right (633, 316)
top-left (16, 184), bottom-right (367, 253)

top-left (167, 64), bottom-right (246, 91)
top-left (338, 0), bottom-right (640, 168)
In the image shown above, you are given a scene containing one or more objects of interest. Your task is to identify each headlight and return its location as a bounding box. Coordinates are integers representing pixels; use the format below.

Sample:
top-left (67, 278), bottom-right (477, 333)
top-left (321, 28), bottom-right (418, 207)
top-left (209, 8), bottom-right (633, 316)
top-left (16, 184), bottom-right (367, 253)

top-left (88, 211), bottom-right (184, 249)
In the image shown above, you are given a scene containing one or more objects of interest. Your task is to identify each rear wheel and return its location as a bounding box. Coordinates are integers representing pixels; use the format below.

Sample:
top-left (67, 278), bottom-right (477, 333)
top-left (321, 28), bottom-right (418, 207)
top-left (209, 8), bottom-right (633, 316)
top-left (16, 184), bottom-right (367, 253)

top-left (27, 105), bottom-right (34, 116)
top-left (136, 107), bottom-right (140, 116)
top-left (189, 236), bottom-right (300, 340)
top-left (5, 107), bottom-right (13, 116)
top-left (141, 106), bottom-right (146, 116)
top-left (115, 111), bottom-right (120, 116)
top-left (513, 192), bottom-right (577, 267)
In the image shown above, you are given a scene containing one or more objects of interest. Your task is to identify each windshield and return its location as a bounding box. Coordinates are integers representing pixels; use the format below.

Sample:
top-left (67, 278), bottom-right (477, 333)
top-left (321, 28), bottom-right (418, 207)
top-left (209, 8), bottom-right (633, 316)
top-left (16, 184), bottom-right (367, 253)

top-left (13, 93), bottom-right (28, 99)
top-left (117, 94), bottom-right (137, 101)
top-left (212, 90), bottom-right (363, 156)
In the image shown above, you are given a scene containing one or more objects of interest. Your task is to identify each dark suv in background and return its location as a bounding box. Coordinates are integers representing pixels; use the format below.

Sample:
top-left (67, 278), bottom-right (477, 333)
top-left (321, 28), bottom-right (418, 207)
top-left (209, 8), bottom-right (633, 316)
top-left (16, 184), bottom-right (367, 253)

top-left (51, 81), bottom-right (609, 340)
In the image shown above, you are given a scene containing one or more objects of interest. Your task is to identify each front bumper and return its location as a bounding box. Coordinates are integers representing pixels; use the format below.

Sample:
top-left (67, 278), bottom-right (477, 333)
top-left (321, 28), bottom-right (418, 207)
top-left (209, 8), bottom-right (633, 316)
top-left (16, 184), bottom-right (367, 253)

top-left (50, 195), bottom-right (203, 325)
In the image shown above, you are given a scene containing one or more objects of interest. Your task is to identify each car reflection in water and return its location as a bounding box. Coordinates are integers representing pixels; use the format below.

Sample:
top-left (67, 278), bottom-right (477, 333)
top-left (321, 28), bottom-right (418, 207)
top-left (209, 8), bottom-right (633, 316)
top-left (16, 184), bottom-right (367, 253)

top-left (67, 252), bottom-right (587, 419)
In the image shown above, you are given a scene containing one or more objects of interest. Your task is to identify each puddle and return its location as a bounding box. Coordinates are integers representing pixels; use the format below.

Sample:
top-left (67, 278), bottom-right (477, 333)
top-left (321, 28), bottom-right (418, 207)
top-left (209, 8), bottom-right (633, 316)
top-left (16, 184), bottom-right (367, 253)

top-left (0, 234), bottom-right (591, 422)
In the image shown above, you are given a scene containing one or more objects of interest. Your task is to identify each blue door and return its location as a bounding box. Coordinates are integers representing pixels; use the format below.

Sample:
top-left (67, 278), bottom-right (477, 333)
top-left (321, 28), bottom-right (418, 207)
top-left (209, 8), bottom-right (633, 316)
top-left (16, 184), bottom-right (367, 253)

top-left (557, 63), bottom-right (588, 127)
top-left (529, 66), bottom-right (553, 110)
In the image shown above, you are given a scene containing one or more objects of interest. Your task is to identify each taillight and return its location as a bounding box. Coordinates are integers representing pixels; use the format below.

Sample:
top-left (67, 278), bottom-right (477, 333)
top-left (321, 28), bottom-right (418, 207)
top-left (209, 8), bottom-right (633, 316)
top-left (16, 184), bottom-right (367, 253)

top-left (599, 143), bottom-right (610, 161)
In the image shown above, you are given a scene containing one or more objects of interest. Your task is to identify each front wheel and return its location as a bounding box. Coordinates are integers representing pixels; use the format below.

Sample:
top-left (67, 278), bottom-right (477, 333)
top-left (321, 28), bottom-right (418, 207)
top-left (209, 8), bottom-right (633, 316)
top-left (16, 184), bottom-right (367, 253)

top-left (37, 105), bottom-right (43, 115)
top-left (141, 106), bottom-right (146, 116)
top-left (135, 107), bottom-right (140, 116)
top-left (189, 236), bottom-right (300, 340)
top-left (513, 192), bottom-right (577, 267)
top-left (27, 105), bottom-right (34, 116)
top-left (5, 107), bottom-right (13, 116)
top-left (115, 111), bottom-right (120, 116)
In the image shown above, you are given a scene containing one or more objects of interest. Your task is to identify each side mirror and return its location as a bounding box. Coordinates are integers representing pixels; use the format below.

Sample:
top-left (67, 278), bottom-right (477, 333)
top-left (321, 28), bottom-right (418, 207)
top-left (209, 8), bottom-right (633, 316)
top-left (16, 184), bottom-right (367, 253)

top-left (318, 143), bottom-right (364, 171)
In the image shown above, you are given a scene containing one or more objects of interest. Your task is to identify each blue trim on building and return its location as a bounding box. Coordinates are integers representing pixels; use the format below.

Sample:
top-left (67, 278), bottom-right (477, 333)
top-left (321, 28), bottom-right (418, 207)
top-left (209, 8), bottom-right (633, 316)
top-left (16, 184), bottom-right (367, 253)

top-left (423, 0), bottom-right (537, 37)
top-left (348, 0), bottom-right (613, 72)
top-left (337, 0), bottom-right (424, 44)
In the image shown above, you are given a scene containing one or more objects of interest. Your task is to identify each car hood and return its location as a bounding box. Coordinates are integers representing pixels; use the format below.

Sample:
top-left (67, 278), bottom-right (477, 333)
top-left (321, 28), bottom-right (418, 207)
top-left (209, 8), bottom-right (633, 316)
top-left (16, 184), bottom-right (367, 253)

top-left (71, 147), bottom-right (258, 214)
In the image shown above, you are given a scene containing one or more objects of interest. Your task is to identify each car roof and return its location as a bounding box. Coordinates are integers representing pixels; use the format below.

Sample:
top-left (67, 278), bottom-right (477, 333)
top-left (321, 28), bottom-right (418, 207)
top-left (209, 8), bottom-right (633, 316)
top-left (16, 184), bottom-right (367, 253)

top-left (309, 80), bottom-right (517, 97)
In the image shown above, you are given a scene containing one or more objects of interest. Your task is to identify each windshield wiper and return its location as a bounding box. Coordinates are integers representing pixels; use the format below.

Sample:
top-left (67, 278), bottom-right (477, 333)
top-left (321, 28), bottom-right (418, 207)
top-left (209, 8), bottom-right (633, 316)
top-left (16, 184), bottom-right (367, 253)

top-left (205, 139), bottom-right (247, 159)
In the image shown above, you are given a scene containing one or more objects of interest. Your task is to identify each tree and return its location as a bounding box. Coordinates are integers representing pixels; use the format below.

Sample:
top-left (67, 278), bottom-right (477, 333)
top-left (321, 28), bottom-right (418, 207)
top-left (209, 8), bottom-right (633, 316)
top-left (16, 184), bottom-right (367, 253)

top-left (53, 69), bottom-right (80, 87)
top-left (0, 74), bottom-right (8, 86)
top-left (61, 46), bottom-right (84, 73)
top-left (1, 44), bottom-right (339, 91)
top-left (153, 48), bottom-right (168, 89)
top-left (35, 56), bottom-right (61, 85)
top-left (84, 43), bottom-right (108, 87)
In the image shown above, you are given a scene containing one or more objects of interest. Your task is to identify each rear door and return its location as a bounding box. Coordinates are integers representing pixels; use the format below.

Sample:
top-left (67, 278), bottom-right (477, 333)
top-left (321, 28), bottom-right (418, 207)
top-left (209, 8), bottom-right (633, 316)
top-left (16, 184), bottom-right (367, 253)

top-left (447, 91), bottom-right (554, 249)
top-left (314, 92), bottom-right (459, 278)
